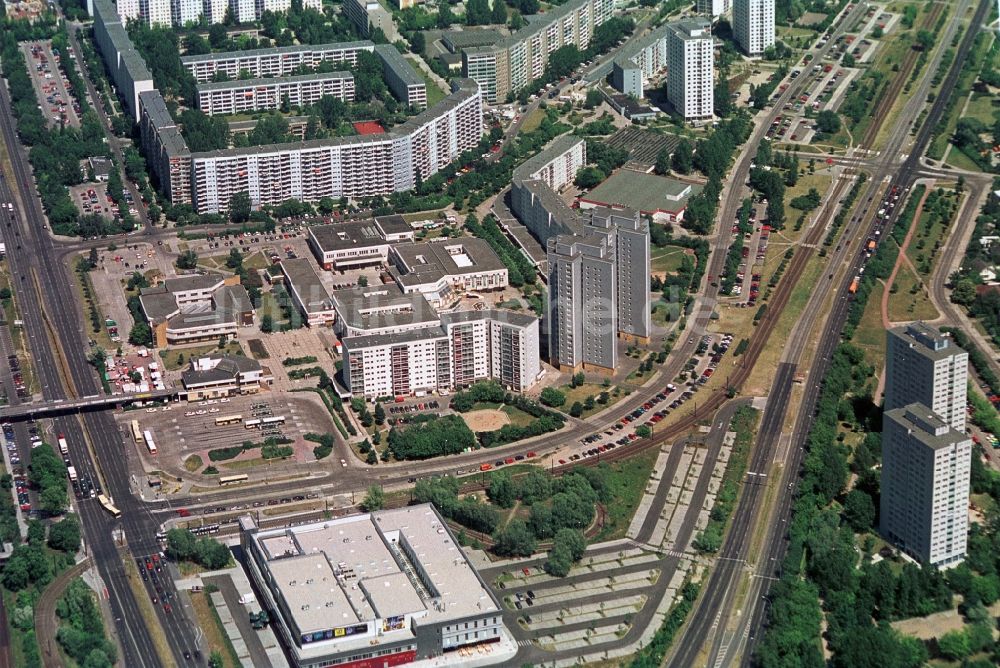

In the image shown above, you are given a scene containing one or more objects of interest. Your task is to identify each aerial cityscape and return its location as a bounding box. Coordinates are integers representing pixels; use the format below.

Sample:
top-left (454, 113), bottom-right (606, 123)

top-left (0, 0), bottom-right (997, 666)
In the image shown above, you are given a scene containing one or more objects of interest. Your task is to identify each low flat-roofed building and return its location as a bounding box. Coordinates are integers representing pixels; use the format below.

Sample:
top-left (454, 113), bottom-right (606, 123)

top-left (388, 238), bottom-right (508, 309)
top-left (442, 29), bottom-right (504, 53)
top-left (373, 214), bottom-right (414, 242)
top-left (308, 221), bottom-right (393, 270)
top-left (181, 353), bottom-right (266, 400)
top-left (332, 283), bottom-right (440, 338)
top-left (578, 170), bottom-right (701, 223)
top-left (139, 274), bottom-right (254, 347)
top-left (240, 504), bottom-right (505, 667)
top-left (280, 258), bottom-right (336, 327)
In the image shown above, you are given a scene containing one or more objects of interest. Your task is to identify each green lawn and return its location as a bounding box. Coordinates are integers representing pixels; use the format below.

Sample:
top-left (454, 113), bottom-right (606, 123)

top-left (651, 244), bottom-right (689, 275)
top-left (501, 404), bottom-right (537, 428)
top-left (405, 56), bottom-right (446, 107)
top-left (946, 146), bottom-right (986, 172)
top-left (887, 264), bottom-right (939, 323)
top-left (159, 342), bottom-right (243, 370)
top-left (592, 448), bottom-right (659, 542)
top-left (521, 108), bottom-right (546, 133)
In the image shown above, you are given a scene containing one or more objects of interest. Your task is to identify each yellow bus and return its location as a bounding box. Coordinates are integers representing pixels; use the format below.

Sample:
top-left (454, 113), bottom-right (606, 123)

top-left (219, 474), bottom-right (249, 487)
top-left (215, 414), bottom-right (243, 426)
top-left (97, 494), bottom-right (122, 518)
top-left (130, 419), bottom-right (142, 444)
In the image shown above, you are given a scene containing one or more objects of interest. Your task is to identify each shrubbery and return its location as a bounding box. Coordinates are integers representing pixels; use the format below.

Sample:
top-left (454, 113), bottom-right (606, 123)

top-left (388, 414), bottom-right (476, 460)
top-left (165, 528), bottom-right (232, 570)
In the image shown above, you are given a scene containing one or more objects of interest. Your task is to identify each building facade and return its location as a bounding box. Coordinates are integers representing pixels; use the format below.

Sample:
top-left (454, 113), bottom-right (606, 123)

top-left (885, 322), bottom-right (968, 432)
top-left (138, 274), bottom-right (254, 347)
top-left (181, 41), bottom-right (374, 84)
top-left (610, 24), bottom-right (669, 98)
top-left (93, 0), bottom-right (155, 120)
top-left (181, 354), bottom-right (266, 400)
top-left (881, 404), bottom-right (971, 567)
top-left (696, 0), bottom-right (730, 18)
top-left (195, 72), bottom-right (355, 115)
top-left (666, 19), bottom-right (714, 121)
top-left (280, 258), bottom-right (337, 327)
top-left (461, 0), bottom-right (615, 103)
top-left (343, 309), bottom-right (540, 398)
top-left (732, 0), bottom-right (775, 56)
top-left (375, 44), bottom-right (428, 109)
top-left (510, 135), bottom-right (587, 247)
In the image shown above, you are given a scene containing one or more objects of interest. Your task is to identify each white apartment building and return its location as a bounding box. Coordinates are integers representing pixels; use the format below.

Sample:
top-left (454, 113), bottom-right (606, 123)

top-left (181, 41), bottom-right (374, 83)
top-left (881, 404), bottom-right (971, 568)
top-left (139, 0), bottom-right (172, 25)
top-left (666, 19), bottom-right (714, 121)
top-left (117, 0), bottom-right (140, 19)
top-left (344, 309), bottom-right (540, 398)
top-left (196, 72), bottom-right (355, 115)
top-left (229, 0), bottom-right (255, 22)
top-left (733, 0), bottom-right (775, 56)
top-left (332, 285), bottom-right (441, 339)
top-left (203, 0), bottom-right (228, 23)
top-left (172, 0), bottom-right (204, 25)
top-left (696, 0), bottom-right (730, 18)
top-left (189, 79), bottom-right (482, 214)
top-left (611, 25), bottom-right (669, 98)
top-left (885, 322), bottom-right (968, 432)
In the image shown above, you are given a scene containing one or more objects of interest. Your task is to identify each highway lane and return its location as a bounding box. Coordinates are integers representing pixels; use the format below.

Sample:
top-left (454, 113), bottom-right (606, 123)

top-left (734, 0), bottom-right (995, 663)
top-left (0, 52), bottom-right (191, 665)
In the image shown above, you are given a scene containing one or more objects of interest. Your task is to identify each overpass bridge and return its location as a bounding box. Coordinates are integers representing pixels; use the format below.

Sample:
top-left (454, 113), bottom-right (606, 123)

top-left (0, 389), bottom-right (178, 421)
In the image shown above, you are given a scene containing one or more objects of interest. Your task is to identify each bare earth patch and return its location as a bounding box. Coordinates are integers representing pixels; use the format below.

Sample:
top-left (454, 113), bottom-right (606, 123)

top-left (461, 409), bottom-right (510, 432)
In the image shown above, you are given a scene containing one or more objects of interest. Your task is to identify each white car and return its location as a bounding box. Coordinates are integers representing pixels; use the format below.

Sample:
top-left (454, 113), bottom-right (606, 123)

top-left (219, 398), bottom-right (230, 403)
top-left (195, 410), bottom-right (207, 415)
top-left (185, 411), bottom-right (195, 417)
top-left (145, 408), bottom-right (156, 413)
top-left (209, 408), bottom-right (220, 413)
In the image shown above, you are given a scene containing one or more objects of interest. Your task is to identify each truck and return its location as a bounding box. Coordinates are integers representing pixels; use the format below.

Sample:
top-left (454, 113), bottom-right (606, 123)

top-left (848, 277), bottom-right (860, 294)
top-left (57, 434), bottom-right (69, 456)
top-left (67, 466), bottom-right (78, 483)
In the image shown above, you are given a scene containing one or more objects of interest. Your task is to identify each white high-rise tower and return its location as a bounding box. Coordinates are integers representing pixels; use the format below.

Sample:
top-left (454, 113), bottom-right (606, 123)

top-left (733, 0), bottom-right (775, 56)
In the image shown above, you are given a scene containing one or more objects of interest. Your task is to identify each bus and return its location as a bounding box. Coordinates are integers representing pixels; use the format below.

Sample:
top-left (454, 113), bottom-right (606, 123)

top-left (215, 414), bottom-right (243, 426)
top-left (97, 494), bottom-right (121, 518)
top-left (219, 474), bottom-right (249, 486)
top-left (244, 418), bottom-right (262, 429)
top-left (142, 430), bottom-right (158, 456)
top-left (130, 419), bottom-right (142, 444)
top-left (261, 416), bottom-right (285, 426)
top-left (57, 434), bottom-right (69, 457)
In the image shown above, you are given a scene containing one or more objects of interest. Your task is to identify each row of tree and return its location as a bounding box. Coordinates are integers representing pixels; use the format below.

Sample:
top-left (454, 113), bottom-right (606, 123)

top-left (56, 578), bottom-right (118, 668)
top-left (465, 214), bottom-right (537, 286)
top-left (164, 528), bottom-right (232, 569)
top-left (387, 414), bottom-right (476, 460)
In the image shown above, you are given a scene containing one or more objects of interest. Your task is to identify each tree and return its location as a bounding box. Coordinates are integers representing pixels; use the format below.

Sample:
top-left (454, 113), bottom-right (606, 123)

top-left (951, 279), bottom-right (977, 305)
top-left (48, 514), bottom-right (82, 553)
top-left (508, 10), bottom-right (525, 30)
top-left (635, 424), bottom-right (652, 439)
top-left (540, 387), bottom-right (566, 407)
top-left (554, 528), bottom-right (585, 560)
top-left (487, 470), bottom-right (517, 508)
top-left (175, 250), bottom-right (198, 270)
top-left (816, 110), bottom-right (841, 135)
top-left (571, 371), bottom-right (585, 387)
top-left (226, 248), bottom-right (243, 270)
top-left (574, 166), bottom-right (605, 189)
top-left (229, 191), bottom-right (251, 223)
top-left (843, 489), bottom-right (875, 532)
top-left (358, 275), bottom-right (368, 287)
top-left (584, 88), bottom-right (603, 109)
top-left (544, 529), bottom-right (587, 577)
top-left (208, 23), bottom-right (228, 49)
top-left (260, 313), bottom-right (274, 333)
top-left (374, 402), bottom-right (385, 425)
top-left (491, 0), bottom-right (507, 24)
top-left (569, 401), bottom-right (584, 417)
top-left (165, 528), bottom-right (198, 561)
top-left (129, 321), bottom-right (153, 346)
top-left (654, 147), bottom-right (671, 175)
top-left (361, 485), bottom-right (384, 512)
top-left (672, 139), bottom-right (694, 174)
top-left (208, 651), bottom-right (225, 668)
top-left (936, 629), bottom-right (971, 661)
top-left (492, 519), bottom-right (537, 557)
top-left (546, 45), bottom-right (582, 80)
top-left (409, 31), bottom-right (425, 54)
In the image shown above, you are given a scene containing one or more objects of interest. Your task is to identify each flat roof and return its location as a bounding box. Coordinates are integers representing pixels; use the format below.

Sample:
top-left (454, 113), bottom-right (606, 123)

top-left (391, 237), bottom-right (505, 286)
top-left (246, 504), bottom-right (499, 636)
top-left (890, 322), bottom-right (966, 361)
top-left (374, 214), bottom-right (411, 236)
top-left (281, 258), bottom-right (333, 313)
top-left (374, 43), bottom-right (424, 88)
top-left (886, 403), bottom-right (970, 451)
top-left (512, 134), bottom-right (585, 184)
top-left (181, 40), bottom-right (374, 65)
top-left (442, 29), bottom-right (504, 53)
top-left (464, 0), bottom-right (602, 55)
top-left (581, 170), bottom-right (701, 214)
top-left (342, 324), bottom-right (448, 350)
top-left (440, 308), bottom-right (538, 329)
top-left (332, 284), bottom-right (439, 333)
top-left (668, 18), bottom-right (712, 40)
top-left (197, 70), bottom-right (354, 93)
top-left (309, 221), bottom-right (389, 253)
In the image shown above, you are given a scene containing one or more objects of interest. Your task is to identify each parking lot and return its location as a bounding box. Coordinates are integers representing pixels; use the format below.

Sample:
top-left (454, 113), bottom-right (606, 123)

top-left (21, 40), bottom-right (82, 128)
top-left (187, 227), bottom-right (312, 268)
top-left (88, 241), bottom-right (176, 345)
top-left (122, 393), bottom-right (334, 470)
top-left (69, 182), bottom-right (115, 219)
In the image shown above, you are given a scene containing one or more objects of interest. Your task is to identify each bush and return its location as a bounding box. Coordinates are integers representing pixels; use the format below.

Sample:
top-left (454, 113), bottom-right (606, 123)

top-left (165, 528), bottom-right (231, 569)
top-left (540, 387), bottom-right (566, 407)
top-left (387, 414), bottom-right (476, 460)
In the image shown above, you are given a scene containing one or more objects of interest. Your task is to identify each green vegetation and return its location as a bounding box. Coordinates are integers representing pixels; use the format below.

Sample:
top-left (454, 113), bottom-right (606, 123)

top-left (55, 578), bottom-right (117, 668)
top-left (207, 436), bottom-right (292, 462)
top-left (387, 414), bottom-right (476, 460)
top-left (449, 381), bottom-right (566, 447)
top-left (28, 443), bottom-right (68, 514)
top-left (465, 214), bottom-right (536, 286)
top-left (414, 477), bottom-right (500, 534)
top-left (282, 355), bottom-right (318, 366)
top-left (948, 179), bottom-right (1000, 347)
top-left (287, 366), bottom-right (324, 380)
top-left (625, 580), bottom-right (702, 668)
top-left (683, 112), bottom-right (754, 234)
top-left (164, 528), bottom-right (232, 570)
top-left (305, 432), bottom-right (335, 460)
top-left (539, 387), bottom-right (566, 407)
top-left (694, 407), bottom-right (759, 553)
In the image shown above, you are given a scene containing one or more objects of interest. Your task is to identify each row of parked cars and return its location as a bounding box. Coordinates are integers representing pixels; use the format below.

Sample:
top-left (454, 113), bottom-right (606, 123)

top-left (8, 354), bottom-right (27, 400)
top-left (3, 422), bottom-right (30, 511)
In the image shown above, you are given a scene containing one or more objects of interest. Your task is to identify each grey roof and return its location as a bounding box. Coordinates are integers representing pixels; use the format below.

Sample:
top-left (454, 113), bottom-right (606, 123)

top-left (390, 237), bottom-right (506, 286)
top-left (162, 273), bottom-right (226, 293)
top-left (188, 78), bottom-right (479, 159)
top-left (373, 214), bottom-right (411, 236)
top-left (280, 258), bottom-right (333, 313)
top-left (196, 70), bottom-right (354, 93)
top-left (332, 284), bottom-right (438, 332)
top-left (309, 221), bottom-right (389, 253)
top-left (181, 40), bottom-right (375, 65)
top-left (217, 284), bottom-right (254, 313)
top-left (140, 90), bottom-right (191, 158)
top-left (890, 322), bottom-right (966, 362)
top-left (439, 308), bottom-right (538, 329)
top-left (374, 43), bottom-right (424, 88)
top-left (511, 134), bottom-right (585, 184)
top-left (442, 29), bottom-right (504, 53)
top-left (342, 324), bottom-right (448, 350)
top-left (519, 178), bottom-right (583, 236)
top-left (668, 18), bottom-right (712, 40)
top-left (887, 403), bottom-right (971, 451)
top-left (138, 289), bottom-right (179, 323)
top-left (613, 23), bottom-right (669, 69)
top-left (167, 307), bottom-right (236, 330)
top-left (181, 354), bottom-right (261, 386)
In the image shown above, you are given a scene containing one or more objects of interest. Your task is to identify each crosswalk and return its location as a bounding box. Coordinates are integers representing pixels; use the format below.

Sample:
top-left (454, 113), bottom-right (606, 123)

top-left (517, 639), bottom-right (534, 648)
